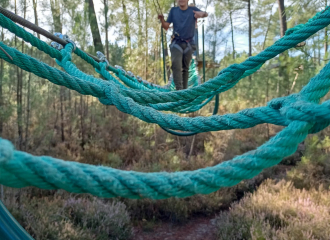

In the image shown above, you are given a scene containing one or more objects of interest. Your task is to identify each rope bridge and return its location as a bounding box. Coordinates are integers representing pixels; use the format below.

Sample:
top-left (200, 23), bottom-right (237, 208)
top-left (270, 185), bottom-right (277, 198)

top-left (0, 7), bottom-right (330, 200)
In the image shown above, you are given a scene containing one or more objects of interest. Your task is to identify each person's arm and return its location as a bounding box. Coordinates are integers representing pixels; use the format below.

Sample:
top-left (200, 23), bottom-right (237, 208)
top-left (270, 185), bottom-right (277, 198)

top-left (158, 15), bottom-right (170, 31)
top-left (193, 7), bottom-right (208, 19)
top-left (158, 8), bottom-right (172, 31)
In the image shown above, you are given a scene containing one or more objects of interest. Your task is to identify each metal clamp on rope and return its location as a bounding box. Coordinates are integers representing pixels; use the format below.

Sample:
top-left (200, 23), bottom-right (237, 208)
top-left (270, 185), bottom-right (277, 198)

top-left (50, 32), bottom-right (64, 50)
top-left (51, 33), bottom-right (76, 52)
top-left (96, 51), bottom-right (109, 66)
top-left (63, 35), bottom-right (76, 52)
top-left (115, 65), bottom-right (127, 75)
top-left (127, 71), bottom-right (135, 78)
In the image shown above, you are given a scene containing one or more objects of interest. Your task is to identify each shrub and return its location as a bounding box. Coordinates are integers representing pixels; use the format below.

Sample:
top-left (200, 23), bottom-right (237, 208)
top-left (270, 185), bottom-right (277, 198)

top-left (286, 135), bottom-right (330, 189)
top-left (215, 179), bottom-right (330, 240)
top-left (64, 197), bottom-right (133, 240)
top-left (5, 194), bottom-right (91, 240)
top-left (3, 188), bottom-right (133, 240)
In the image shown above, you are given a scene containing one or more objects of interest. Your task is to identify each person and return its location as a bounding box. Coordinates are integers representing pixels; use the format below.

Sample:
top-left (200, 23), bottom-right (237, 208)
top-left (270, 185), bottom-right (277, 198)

top-left (189, 2), bottom-right (199, 57)
top-left (158, 0), bottom-right (208, 90)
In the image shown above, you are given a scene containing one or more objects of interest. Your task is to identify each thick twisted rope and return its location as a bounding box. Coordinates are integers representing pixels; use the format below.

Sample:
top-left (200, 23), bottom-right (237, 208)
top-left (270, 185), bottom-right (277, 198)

top-left (2, 32), bottom-right (330, 133)
top-left (1, 60), bottom-right (330, 198)
top-left (0, 42), bottom-right (288, 132)
top-left (0, 120), bottom-right (316, 199)
top-left (0, 8), bottom-right (330, 200)
top-left (102, 9), bottom-right (330, 105)
top-left (1, 8), bottom-right (330, 107)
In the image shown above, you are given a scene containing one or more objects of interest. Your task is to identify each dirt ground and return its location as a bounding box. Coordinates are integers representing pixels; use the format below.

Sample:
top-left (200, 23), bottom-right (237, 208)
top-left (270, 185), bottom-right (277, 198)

top-left (133, 216), bottom-right (218, 240)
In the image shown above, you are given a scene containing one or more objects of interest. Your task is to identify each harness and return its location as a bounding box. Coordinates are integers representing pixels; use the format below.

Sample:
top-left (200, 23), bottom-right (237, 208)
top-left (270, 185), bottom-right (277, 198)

top-left (170, 32), bottom-right (193, 54)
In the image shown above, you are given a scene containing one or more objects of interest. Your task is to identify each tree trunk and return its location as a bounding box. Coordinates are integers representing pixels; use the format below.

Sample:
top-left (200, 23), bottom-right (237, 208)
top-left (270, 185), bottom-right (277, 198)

top-left (89, 97), bottom-right (93, 139)
top-left (262, 12), bottom-right (273, 50)
top-left (60, 87), bottom-right (65, 142)
top-left (68, 90), bottom-right (72, 137)
top-left (188, 135), bottom-right (196, 159)
top-left (122, 0), bottom-right (131, 51)
top-left (325, 27), bottom-right (328, 55)
top-left (229, 11), bottom-right (235, 59)
top-left (50, 0), bottom-right (62, 33)
top-left (25, 48), bottom-right (32, 151)
top-left (15, 0), bottom-right (24, 150)
top-left (145, 1), bottom-right (148, 79)
top-left (248, 0), bottom-right (252, 57)
top-left (103, 0), bottom-right (110, 60)
top-left (277, 0), bottom-right (287, 38)
top-left (74, 96), bottom-right (77, 115)
top-left (85, 0), bottom-right (104, 52)
top-left (50, 0), bottom-right (65, 142)
top-left (32, 0), bottom-right (40, 39)
top-left (165, 45), bottom-right (171, 80)
top-left (24, 86), bottom-right (31, 147)
top-left (212, 28), bottom-right (217, 77)
top-left (80, 96), bottom-right (85, 150)
top-left (277, 0), bottom-right (288, 95)
top-left (137, 0), bottom-right (143, 48)
top-left (325, 0), bottom-right (328, 55)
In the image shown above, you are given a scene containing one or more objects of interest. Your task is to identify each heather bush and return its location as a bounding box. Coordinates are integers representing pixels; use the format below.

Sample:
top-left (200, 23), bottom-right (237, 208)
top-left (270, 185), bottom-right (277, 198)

top-left (215, 179), bottom-right (330, 240)
top-left (64, 197), bottom-right (133, 240)
top-left (122, 165), bottom-right (283, 224)
top-left (287, 135), bottom-right (330, 189)
top-left (4, 193), bottom-right (91, 240)
top-left (3, 188), bottom-right (133, 240)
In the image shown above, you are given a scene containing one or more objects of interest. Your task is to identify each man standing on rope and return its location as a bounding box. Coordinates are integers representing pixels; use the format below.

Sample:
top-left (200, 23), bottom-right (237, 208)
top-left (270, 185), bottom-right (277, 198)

top-left (158, 0), bottom-right (208, 90)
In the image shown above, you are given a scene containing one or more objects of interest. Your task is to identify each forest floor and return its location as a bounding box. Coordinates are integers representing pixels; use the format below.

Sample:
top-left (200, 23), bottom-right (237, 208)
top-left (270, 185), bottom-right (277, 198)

top-left (132, 163), bottom-right (295, 240)
top-left (133, 215), bottom-right (218, 240)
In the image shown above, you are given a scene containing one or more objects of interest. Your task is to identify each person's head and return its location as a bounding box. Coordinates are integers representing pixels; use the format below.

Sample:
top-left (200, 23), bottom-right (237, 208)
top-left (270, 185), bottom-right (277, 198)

top-left (177, 0), bottom-right (189, 8)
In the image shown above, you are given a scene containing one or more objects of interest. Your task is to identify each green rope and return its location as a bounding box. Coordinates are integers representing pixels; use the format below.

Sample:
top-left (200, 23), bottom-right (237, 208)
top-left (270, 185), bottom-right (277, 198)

top-left (1, 7), bottom-right (330, 240)
top-left (0, 200), bottom-right (34, 240)
top-left (0, 7), bottom-right (329, 201)
top-left (1, 7), bottom-right (328, 108)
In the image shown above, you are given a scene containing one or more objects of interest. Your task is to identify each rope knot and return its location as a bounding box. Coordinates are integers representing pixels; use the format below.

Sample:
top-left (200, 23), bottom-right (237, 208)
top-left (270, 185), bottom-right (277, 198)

top-left (0, 138), bottom-right (14, 163)
top-left (268, 94), bottom-right (330, 126)
top-left (268, 94), bottom-right (299, 110)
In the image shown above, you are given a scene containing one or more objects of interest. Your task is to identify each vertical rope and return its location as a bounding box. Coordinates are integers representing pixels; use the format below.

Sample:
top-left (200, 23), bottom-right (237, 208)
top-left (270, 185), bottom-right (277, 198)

top-left (202, 21), bottom-right (206, 83)
top-left (161, 26), bottom-right (166, 83)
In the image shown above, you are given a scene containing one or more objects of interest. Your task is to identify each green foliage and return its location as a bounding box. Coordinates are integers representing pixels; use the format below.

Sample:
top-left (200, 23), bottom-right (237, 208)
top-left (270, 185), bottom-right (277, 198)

top-left (287, 134), bottom-right (330, 190)
top-left (106, 152), bottom-right (123, 167)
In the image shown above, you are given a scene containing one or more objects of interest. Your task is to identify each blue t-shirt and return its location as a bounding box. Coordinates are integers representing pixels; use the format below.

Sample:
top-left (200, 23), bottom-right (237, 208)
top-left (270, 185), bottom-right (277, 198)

top-left (166, 6), bottom-right (201, 44)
